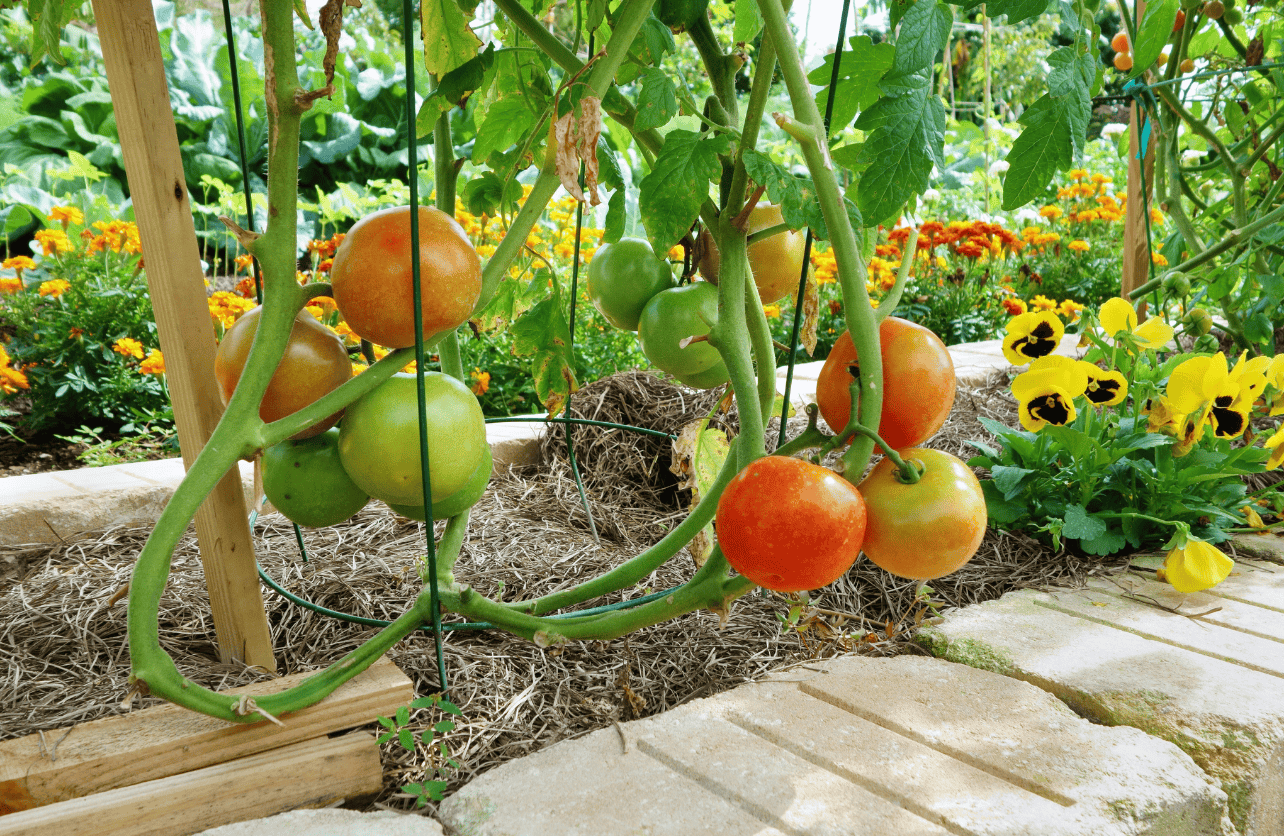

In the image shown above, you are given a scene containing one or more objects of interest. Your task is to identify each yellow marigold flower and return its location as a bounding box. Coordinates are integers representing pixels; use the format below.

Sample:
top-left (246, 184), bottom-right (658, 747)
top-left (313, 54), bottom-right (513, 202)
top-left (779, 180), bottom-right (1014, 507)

top-left (1098, 297), bottom-right (1174, 350)
top-left (1150, 207), bottom-right (1164, 225)
top-left (1090, 173), bottom-right (1111, 184)
top-left (470, 368), bottom-right (491, 396)
top-left (1075, 210), bottom-right (1101, 223)
top-left (1152, 252), bottom-right (1169, 267)
top-left (1099, 208), bottom-right (1124, 222)
top-left (1003, 310), bottom-right (1065, 365)
top-left (49, 206), bottom-right (84, 228)
top-left (38, 279), bottom-right (70, 297)
top-left (140, 349), bottom-right (165, 375)
top-left (35, 228), bottom-right (73, 256)
top-left (2, 256), bottom-right (36, 280)
top-left (1164, 539), bottom-right (1234, 592)
top-left (1058, 299), bottom-right (1086, 321)
top-left (763, 304), bottom-right (782, 319)
top-left (112, 337), bottom-right (145, 359)
top-left (1038, 205), bottom-right (1063, 220)
top-left (1068, 169), bottom-right (1088, 181)
top-left (1021, 226), bottom-right (1042, 240)
top-left (1068, 239), bottom-right (1090, 252)
top-left (0, 278), bottom-right (20, 294)
top-left (1033, 232), bottom-right (1061, 246)
top-left (0, 345), bottom-right (28, 394)
top-left (1030, 294), bottom-right (1057, 312)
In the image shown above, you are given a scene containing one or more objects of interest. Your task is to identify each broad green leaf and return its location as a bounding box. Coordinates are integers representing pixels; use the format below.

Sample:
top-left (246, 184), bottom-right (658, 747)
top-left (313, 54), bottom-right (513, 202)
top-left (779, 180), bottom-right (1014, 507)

top-left (293, 0), bottom-right (313, 28)
top-left (733, 0), bottom-right (764, 42)
top-left (854, 81), bottom-right (945, 225)
top-left (740, 151), bottom-right (860, 241)
top-left (471, 98), bottom-right (537, 162)
top-left (990, 464), bottom-right (1033, 498)
top-left (510, 297), bottom-right (578, 417)
top-left (811, 36), bottom-right (896, 132)
top-left (981, 481), bottom-right (1027, 524)
top-left (420, 0), bottom-right (483, 76)
top-left (976, 0), bottom-right (1051, 25)
top-left (1061, 504), bottom-right (1107, 541)
top-left (416, 46), bottom-right (495, 130)
top-left (1245, 312), bottom-right (1274, 346)
top-left (639, 130), bottom-right (733, 253)
top-left (634, 68), bottom-right (679, 132)
top-left (27, 0), bottom-right (79, 66)
top-left (462, 172), bottom-right (522, 217)
top-left (603, 188), bottom-right (626, 244)
top-left (1131, 0), bottom-right (1179, 77)
top-left (1001, 90), bottom-right (1089, 210)
top-left (639, 16), bottom-right (676, 65)
top-left (1078, 527), bottom-right (1128, 555)
top-left (881, 0), bottom-right (952, 95)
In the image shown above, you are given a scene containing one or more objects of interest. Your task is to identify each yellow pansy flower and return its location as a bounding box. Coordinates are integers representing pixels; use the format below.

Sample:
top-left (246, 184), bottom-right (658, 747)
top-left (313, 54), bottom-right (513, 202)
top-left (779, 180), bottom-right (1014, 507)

top-left (1002, 310), bottom-right (1065, 365)
top-left (1098, 297), bottom-right (1174, 350)
top-left (1078, 361), bottom-right (1128, 406)
top-left (1010, 356), bottom-right (1089, 432)
top-left (1164, 539), bottom-right (1234, 593)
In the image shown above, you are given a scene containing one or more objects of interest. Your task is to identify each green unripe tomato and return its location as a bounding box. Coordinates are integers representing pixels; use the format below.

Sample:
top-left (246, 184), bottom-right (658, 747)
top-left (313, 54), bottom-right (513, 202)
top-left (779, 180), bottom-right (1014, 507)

top-left (1186, 307), bottom-right (1214, 335)
top-left (1225, 7), bottom-right (1243, 23)
top-left (339, 372), bottom-right (487, 506)
top-left (586, 237), bottom-right (676, 331)
top-left (1204, 0), bottom-right (1225, 18)
top-left (262, 429), bottom-right (370, 528)
top-left (1193, 334), bottom-right (1219, 352)
top-left (657, 0), bottom-right (708, 30)
top-left (387, 446), bottom-right (492, 521)
top-left (637, 282), bottom-right (730, 389)
top-left (1182, 0), bottom-right (1201, 9)
top-left (1164, 272), bottom-right (1191, 298)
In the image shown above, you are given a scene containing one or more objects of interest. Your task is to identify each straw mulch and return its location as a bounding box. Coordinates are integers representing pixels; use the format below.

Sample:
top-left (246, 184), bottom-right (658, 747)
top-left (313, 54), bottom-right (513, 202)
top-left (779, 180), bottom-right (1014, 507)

top-left (0, 368), bottom-right (1108, 819)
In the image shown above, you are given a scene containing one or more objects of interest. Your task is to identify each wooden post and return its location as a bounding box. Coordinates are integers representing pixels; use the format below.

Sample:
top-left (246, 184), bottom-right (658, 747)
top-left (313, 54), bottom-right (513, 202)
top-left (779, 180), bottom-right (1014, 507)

top-left (1122, 1), bottom-right (1156, 314)
top-left (92, 0), bottom-right (276, 672)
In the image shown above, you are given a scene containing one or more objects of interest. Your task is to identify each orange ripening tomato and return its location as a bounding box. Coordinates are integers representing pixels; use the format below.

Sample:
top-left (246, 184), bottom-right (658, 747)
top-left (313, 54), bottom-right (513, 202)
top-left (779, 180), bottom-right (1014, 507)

top-left (815, 317), bottom-right (956, 450)
top-left (1114, 52), bottom-right (1134, 71)
top-left (858, 449), bottom-right (987, 580)
top-left (330, 205), bottom-right (481, 349)
top-left (213, 306), bottom-right (352, 439)
top-left (1110, 31), bottom-right (1130, 52)
top-left (716, 456), bottom-right (867, 592)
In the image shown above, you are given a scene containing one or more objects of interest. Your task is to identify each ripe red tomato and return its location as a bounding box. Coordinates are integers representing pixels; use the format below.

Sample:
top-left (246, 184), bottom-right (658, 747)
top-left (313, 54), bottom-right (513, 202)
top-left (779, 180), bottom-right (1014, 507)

top-left (858, 449), bottom-right (986, 580)
top-left (586, 237), bottom-right (676, 331)
top-left (338, 372), bottom-right (487, 506)
top-left (637, 282), bottom-right (729, 389)
top-left (330, 205), bottom-right (481, 349)
top-left (716, 456), bottom-right (867, 592)
top-left (213, 306), bottom-right (352, 439)
top-left (1172, 10), bottom-right (1186, 32)
top-left (262, 428), bottom-right (370, 527)
top-left (815, 317), bottom-right (956, 450)
top-left (697, 205), bottom-right (806, 305)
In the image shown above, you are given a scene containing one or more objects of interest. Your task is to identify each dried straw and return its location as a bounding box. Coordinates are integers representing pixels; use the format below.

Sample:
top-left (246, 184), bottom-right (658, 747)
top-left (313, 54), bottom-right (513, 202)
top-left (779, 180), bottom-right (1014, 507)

top-left (0, 369), bottom-right (1109, 817)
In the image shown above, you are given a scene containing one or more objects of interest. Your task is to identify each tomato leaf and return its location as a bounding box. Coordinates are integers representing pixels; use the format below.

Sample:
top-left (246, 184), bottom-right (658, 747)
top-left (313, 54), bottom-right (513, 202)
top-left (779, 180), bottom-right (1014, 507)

top-left (810, 36), bottom-right (896, 133)
top-left (1000, 88), bottom-right (1089, 210)
top-left (671, 419), bottom-right (731, 567)
top-left (639, 130), bottom-right (734, 254)
top-left (418, 46), bottom-right (496, 135)
top-left (854, 79), bottom-right (946, 226)
top-left (634, 68), bottom-right (679, 132)
top-left (1131, 0), bottom-right (1179, 78)
top-left (742, 150), bottom-right (862, 241)
top-left (951, 0), bottom-right (1050, 25)
top-left (733, 0), bottom-right (764, 42)
top-left (510, 297), bottom-right (578, 417)
top-left (603, 188), bottom-right (626, 245)
top-left (420, 0), bottom-right (482, 76)
top-left (880, 0), bottom-right (952, 95)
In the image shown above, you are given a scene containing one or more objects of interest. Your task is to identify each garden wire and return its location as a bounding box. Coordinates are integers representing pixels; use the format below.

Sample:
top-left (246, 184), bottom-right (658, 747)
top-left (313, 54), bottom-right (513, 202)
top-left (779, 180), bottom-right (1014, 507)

top-left (219, 0), bottom-right (263, 304)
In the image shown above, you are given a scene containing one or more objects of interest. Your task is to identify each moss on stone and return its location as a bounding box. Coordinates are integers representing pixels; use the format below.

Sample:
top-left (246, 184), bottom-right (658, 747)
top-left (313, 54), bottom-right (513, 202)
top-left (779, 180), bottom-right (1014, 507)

top-left (914, 629), bottom-right (1015, 676)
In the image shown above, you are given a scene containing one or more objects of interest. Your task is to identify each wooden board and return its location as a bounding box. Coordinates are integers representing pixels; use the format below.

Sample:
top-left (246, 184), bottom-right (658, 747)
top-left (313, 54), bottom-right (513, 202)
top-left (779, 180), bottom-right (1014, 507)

top-left (0, 657), bottom-right (411, 813)
top-left (0, 732), bottom-right (382, 836)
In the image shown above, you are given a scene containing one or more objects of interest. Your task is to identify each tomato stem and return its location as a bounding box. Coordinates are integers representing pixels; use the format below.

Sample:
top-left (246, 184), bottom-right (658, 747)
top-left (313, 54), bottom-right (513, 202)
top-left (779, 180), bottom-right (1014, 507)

top-left (845, 423), bottom-right (921, 483)
top-left (873, 226), bottom-right (917, 323)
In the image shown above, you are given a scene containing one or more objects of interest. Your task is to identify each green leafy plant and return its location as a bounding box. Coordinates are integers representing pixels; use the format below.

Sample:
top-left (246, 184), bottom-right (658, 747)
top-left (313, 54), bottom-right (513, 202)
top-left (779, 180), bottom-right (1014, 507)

top-left (54, 423), bottom-right (175, 467)
top-left (376, 694), bottom-right (463, 806)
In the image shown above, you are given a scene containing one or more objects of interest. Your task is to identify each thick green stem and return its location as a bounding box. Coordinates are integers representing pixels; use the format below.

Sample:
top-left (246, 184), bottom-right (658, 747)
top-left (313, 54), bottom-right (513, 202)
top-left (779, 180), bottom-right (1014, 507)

top-left (688, 11), bottom-right (737, 125)
top-left (757, 0), bottom-right (879, 484)
top-left (710, 220), bottom-right (766, 466)
top-left (725, 19), bottom-right (779, 212)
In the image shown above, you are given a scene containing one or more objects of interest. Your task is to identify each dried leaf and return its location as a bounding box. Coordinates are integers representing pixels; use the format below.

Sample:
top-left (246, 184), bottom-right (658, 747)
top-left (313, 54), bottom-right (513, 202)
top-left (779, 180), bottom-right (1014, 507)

top-left (670, 419), bottom-right (731, 566)
top-left (553, 97), bottom-right (603, 206)
top-left (800, 266), bottom-right (819, 356)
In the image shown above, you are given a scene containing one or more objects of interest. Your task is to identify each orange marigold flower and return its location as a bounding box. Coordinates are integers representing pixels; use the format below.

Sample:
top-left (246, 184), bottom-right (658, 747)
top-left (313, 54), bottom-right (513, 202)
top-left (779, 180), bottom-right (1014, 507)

top-left (1058, 299), bottom-right (1086, 321)
top-left (1152, 252), bottom-right (1169, 267)
top-left (470, 368), bottom-right (491, 396)
top-left (234, 276), bottom-right (257, 298)
top-left (1150, 207), bottom-right (1165, 225)
top-left (69, 327), bottom-right (85, 339)
top-left (763, 304), bottom-right (782, 319)
top-left (112, 337), bottom-right (145, 359)
top-left (140, 349), bottom-right (166, 375)
top-left (2, 255), bottom-right (36, 274)
top-left (49, 206), bottom-right (84, 228)
top-left (1039, 206), bottom-right (1063, 220)
top-left (35, 228), bottom-right (73, 256)
top-left (38, 279), bottom-right (70, 297)
top-left (1030, 294), bottom-right (1057, 312)
top-left (874, 243), bottom-right (902, 258)
top-left (1068, 168), bottom-right (1088, 181)
top-left (1002, 298), bottom-right (1028, 316)
top-left (234, 254), bottom-right (255, 273)
top-left (0, 278), bottom-right (21, 294)
top-left (0, 344), bottom-right (28, 394)
top-left (956, 241), bottom-right (986, 259)
top-left (1068, 239), bottom-right (1090, 252)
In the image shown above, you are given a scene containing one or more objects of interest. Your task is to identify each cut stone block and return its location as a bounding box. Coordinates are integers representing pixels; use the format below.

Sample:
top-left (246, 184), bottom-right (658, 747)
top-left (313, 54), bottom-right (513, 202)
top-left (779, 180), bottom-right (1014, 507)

top-left (918, 581), bottom-right (1284, 836)
top-left (439, 654), bottom-right (1228, 836)
top-left (195, 808), bottom-right (444, 836)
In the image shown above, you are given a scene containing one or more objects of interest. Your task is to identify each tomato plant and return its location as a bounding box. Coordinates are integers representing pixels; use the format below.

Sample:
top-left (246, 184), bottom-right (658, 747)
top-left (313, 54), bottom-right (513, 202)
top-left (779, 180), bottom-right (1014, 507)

top-left (330, 205), bottom-right (482, 349)
top-left (697, 205), bottom-right (806, 305)
top-left (338, 372), bottom-right (487, 506)
top-left (213, 306), bottom-right (352, 439)
top-left (657, 0), bottom-right (708, 31)
top-left (387, 445), bottom-right (493, 521)
top-left (858, 449), bottom-right (987, 580)
top-left (262, 428), bottom-right (370, 528)
top-left (637, 282), bottom-right (729, 389)
top-left (815, 317), bottom-right (956, 451)
top-left (586, 237), bottom-right (676, 331)
top-left (715, 456), bottom-right (866, 592)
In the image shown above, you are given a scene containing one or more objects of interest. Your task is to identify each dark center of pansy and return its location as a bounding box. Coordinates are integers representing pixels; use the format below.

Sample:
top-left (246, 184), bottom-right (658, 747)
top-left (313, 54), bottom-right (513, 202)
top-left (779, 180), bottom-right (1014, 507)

top-left (1210, 406), bottom-right (1247, 438)
top-left (1085, 378), bottom-right (1121, 405)
top-left (1214, 394), bottom-right (1234, 409)
top-left (1029, 394), bottom-right (1071, 425)
top-left (1014, 336), bottom-right (1056, 360)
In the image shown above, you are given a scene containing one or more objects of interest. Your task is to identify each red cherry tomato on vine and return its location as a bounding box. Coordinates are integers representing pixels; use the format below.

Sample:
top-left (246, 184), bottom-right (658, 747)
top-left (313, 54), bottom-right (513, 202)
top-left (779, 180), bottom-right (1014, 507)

top-left (857, 448), bottom-right (986, 580)
top-left (637, 282), bottom-right (729, 389)
top-left (586, 237), bottom-right (676, 331)
top-left (338, 372), bottom-right (487, 506)
top-left (262, 428), bottom-right (370, 527)
top-left (213, 306), bottom-right (352, 439)
top-left (815, 317), bottom-right (956, 450)
top-left (716, 456), bottom-right (867, 592)
top-left (330, 205), bottom-right (482, 349)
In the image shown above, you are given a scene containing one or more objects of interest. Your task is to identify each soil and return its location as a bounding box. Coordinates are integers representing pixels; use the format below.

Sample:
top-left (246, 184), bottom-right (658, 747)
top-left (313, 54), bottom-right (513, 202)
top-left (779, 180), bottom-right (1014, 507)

top-left (0, 404), bottom-right (174, 477)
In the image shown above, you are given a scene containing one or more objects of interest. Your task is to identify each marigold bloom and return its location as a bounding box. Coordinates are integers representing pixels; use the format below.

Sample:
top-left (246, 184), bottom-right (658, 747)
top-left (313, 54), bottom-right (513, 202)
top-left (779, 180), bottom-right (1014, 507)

top-left (0, 345), bottom-right (28, 393)
top-left (1068, 239), bottom-right (1089, 252)
top-left (1164, 540), bottom-right (1234, 592)
top-left (38, 279), bottom-right (70, 297)
top-left (0, 278), bottom-right (21, 294)
top-left (140, 349), bottom-right (166, 375)
top-left (48, 206), bottom-right (84, 228)
top-left (1039, 206), bottom-right (1063, 221)
top-left (470, 368), bottom-right (490, 396)
top-left (112, 337), bottom-right (145, 359)
top-left (1030, 295), bottom-right (1057, 312)
top-left (1152, 252), bottom-right (1169, 267)
top-left (1069, 169), bottom-right (1088, 181)
top-left (1150, 207), bottom-right (1164, 225)
top-left (1002, 298), bottom-right (1027, 316)
top-left (763, 304), bottom-right (782, 319)
top-left (2, 255), bottom-right (36, 272)
top-left (35, 228), bottom-right (73, 256)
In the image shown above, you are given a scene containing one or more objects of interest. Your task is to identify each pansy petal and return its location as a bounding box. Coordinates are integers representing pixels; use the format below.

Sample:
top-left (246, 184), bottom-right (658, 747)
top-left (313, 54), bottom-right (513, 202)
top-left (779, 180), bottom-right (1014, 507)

top-left (1098, 297), bottom-right (1137, 337)
top-left (1167, 355), bottom-right (1214, 413)
top-left (1164, 541), bottom-right (1234, 593)
top-left (1133, 317), bottom-right (1174, 350)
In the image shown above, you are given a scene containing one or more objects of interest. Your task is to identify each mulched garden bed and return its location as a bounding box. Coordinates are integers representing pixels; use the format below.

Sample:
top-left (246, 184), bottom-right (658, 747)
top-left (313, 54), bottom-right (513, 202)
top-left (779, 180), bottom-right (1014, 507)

top-left (0, 369), bottom-right (1113, 820)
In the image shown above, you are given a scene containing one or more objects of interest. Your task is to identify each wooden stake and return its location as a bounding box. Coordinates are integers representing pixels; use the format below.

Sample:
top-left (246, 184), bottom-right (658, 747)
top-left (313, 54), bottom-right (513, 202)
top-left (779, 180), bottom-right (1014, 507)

top-left (1122, 0), bottom-right (1155, 316)
top-left (90, 0), bottom-right (275, 671)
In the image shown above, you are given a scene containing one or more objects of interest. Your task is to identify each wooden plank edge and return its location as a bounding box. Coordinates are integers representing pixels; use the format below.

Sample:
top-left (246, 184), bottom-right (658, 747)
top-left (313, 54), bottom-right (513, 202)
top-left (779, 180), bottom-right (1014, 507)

top-left (0, 731), bottom-right (383, 836)
top-left (1, 657), bottom-right (412, 813)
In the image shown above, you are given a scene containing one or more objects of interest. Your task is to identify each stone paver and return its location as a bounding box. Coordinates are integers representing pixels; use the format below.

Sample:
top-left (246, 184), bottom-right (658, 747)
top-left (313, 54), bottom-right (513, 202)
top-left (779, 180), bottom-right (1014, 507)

top-left (439, 655), bottom-right (1230, 836)
top-left (195, 808), bottom-right (443, 836)
top-left (917, 550), bottom-right (1284, 836)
